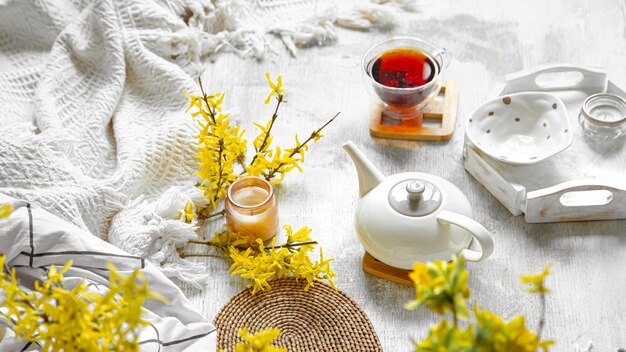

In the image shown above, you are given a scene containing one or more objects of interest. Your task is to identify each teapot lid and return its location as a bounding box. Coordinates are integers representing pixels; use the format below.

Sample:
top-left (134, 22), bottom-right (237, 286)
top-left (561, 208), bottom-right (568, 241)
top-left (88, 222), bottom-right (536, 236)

top-left (388, 179), bottom-right (442, 217)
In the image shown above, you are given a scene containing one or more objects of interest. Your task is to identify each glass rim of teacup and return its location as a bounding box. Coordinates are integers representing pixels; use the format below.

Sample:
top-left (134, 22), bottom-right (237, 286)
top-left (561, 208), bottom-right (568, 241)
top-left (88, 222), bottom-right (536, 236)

top-left (361, 36), bottom-right (448, 92)
top-left (227, 176), bottom-right (274, 210)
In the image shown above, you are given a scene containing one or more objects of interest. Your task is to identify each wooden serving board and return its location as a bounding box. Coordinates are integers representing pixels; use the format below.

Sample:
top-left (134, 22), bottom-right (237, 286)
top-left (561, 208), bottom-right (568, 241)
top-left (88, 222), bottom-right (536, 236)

top-left (463, 64), bottom-right (626, 223)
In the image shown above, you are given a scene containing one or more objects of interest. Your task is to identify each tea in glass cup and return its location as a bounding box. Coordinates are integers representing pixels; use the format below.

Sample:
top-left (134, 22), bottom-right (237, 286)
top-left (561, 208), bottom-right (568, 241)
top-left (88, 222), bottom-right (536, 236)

top-left (362, 37), bottom-right (449, 121)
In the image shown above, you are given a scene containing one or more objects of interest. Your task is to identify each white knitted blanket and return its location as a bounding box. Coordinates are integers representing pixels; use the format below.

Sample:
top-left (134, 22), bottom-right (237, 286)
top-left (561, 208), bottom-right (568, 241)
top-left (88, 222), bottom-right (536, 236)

top-left (0, 0), bottom-right (411, 288)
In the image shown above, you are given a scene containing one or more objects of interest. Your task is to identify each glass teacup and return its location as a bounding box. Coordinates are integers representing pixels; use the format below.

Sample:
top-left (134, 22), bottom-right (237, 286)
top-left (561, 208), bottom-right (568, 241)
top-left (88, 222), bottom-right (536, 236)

top-left (362, 37), bottom-right (449, 120)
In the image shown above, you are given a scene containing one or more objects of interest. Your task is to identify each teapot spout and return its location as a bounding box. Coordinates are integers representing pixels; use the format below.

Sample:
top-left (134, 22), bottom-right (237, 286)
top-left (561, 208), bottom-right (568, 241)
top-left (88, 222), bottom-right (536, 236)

top-left (342, 141), bottom-right (385, 197)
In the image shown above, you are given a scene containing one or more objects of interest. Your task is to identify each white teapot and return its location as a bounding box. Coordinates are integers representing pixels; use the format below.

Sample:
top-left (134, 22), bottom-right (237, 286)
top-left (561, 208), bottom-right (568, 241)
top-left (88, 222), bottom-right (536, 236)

top-left (343, 142), bottom-right (494, 270)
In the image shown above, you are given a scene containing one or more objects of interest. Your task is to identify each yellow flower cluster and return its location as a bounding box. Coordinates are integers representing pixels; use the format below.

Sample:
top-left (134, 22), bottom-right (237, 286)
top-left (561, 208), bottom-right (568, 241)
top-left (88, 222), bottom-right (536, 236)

top-left (473, 306), bottom-right (553, 351)
top-left (178, 200), bottom-right (198, 223)
top-left (246, 136), bottom-right (307, 185)
top-left (233, 327), bottom-right (286, 352)
top-left (182, 74), bottom-right (338, 295)
top-left (228, 225), bottom-right (336, 295)
top-left (0, 203), bottom-right (12, 218)
top-left (186, 73), bottom-right (336, 213)
top-left (0, 256), bottom-right (165, 351)
top-left (415, 311), bottom-right (553, 352)
top-left (264, 72), bottom-right (287, 105)
top-left (413, 320), bottom-right (473, 351)
top-left (210, 226), bottom-right (258, 249)
top-left (407, 257), bottom-right (553, 351)
top-left (520, 262), bottom-right (551, 294)
top-left (243, 73), bottom-right (335, 185)
top-left (404, 256), bottom-right (470, 321)
top-left (186, 88), bottom-right (247, 209)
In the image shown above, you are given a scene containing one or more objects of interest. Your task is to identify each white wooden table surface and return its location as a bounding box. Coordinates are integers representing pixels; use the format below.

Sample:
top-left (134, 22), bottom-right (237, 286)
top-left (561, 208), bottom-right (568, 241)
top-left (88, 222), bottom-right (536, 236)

top-left (183, 1), bottom-right (626, 350)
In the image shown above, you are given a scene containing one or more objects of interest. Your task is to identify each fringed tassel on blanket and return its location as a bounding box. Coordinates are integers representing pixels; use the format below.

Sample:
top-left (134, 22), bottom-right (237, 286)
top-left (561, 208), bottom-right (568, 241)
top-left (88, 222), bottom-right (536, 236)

top-left (166, 0), bottom-right (416, 60)
top-left (109, 186), bottom-right (211, 289)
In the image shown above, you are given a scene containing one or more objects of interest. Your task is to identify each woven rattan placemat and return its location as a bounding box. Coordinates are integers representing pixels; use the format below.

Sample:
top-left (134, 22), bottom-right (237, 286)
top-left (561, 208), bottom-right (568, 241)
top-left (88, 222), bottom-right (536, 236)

top-left (214, 278), bottom-right (383, 351)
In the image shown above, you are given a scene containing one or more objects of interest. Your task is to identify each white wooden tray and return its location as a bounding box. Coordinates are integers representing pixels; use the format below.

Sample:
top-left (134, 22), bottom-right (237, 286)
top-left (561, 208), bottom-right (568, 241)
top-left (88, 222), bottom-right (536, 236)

top-left (463, 64), bottom-right (626, 223)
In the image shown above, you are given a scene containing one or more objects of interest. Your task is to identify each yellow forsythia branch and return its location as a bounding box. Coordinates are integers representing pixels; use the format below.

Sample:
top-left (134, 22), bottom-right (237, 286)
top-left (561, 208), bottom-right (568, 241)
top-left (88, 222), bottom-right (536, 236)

top-left (406, 257), bottom-right (553, 351)
top-left (0, 256), bottom-right (166, 351)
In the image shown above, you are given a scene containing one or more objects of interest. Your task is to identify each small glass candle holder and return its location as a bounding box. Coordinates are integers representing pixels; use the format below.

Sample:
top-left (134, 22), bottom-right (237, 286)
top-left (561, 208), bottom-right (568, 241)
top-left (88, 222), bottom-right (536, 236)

top-left (225, 176), bottom-right (279, 241)
top-left (579, 93), bottom-right (626, 141)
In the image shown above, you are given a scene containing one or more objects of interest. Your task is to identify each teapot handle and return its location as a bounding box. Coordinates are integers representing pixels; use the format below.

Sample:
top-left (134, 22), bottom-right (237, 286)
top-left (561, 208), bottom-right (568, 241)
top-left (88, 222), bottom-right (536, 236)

top-left (437, 210), bottom-right (494, 262)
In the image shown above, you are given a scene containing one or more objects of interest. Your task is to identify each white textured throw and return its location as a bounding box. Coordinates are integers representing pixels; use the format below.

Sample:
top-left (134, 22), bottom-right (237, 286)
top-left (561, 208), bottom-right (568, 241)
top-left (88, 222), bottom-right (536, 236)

top-left (0, 0), bottom-right (411, 288)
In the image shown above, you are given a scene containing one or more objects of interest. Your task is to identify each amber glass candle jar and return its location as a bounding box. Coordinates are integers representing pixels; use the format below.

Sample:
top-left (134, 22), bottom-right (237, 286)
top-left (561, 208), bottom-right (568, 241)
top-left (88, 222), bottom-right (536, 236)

top-left (225, 176), bottom-right (279, 241)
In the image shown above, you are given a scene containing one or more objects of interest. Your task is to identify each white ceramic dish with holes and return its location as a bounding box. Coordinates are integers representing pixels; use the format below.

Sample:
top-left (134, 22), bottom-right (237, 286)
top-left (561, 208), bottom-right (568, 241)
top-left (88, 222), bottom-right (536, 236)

top-left (466, 92), bottom-right (572, 165)
top-left (463, 64), bottom-right (626, 223)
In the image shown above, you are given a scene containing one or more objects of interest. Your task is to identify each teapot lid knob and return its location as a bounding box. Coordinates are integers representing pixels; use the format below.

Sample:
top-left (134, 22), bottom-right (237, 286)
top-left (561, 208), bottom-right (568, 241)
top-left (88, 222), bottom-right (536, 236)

top-left (406, 181), bottom-right (425, 202)
top-left (388, 179), bottom-right (442, 217)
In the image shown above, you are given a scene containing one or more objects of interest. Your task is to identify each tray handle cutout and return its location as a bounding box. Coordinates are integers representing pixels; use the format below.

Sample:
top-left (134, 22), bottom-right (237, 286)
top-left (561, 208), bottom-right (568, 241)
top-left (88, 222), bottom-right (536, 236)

top-left (504, 64), bottom-right (608, 93)
top-left (525, 179), bottom-right (626, 223)
top-left (535, 71), bottom-right (584, 90)
top-left (559, 189), bottom-right (613, 207)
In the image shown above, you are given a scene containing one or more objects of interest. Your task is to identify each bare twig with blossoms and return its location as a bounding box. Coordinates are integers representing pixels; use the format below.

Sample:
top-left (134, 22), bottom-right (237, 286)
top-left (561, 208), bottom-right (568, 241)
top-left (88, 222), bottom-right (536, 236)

top-left (521, 262), bottom-right (552, 341)
top-left (405, 256), bottom-right (554, 351)
top-left (182, 73), bottom-right (339, 294)
top-left (0, 255), bottom-right (166, 351)
top-left (185, 73), bottom-right (338, 218)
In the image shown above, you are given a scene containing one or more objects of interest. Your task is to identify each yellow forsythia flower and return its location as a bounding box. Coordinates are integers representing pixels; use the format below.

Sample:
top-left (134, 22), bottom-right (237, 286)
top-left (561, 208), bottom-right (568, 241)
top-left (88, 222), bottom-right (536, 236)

top-left (184, 77), bottom-right (337, 296)
top-left (411, 305), bottom-right (553, 351)
top-left (0, 204), bottom-right (12, 218)
top-left (520, 262), bottom-right (552, 294)
top-left (264, 72), bottom-right (287, 105)
top-left (178, 201), bottom-right (197, 223)
top-left (246, 143), bottom-right (308, 185)
top-left (0, 255), bottom-right (166, 351)
top-left (187, 75), bottom-right (332, 201)
top-left (473, 305), bottom-right (554, 351)
top-left (413, 320), bottom-right (474, 351)
top-left (407, 258), bottom-right (554, 351)
top-left (210, 227), bottom-right (258, 250)
top-left (404, 256), bottom-right (470, 321)
top-left (228, 225), bottom-right (336, 294)
top-left (222, 327), bottom-right (285, 352)
top-left (185, 89), bottom-right (247, 209)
